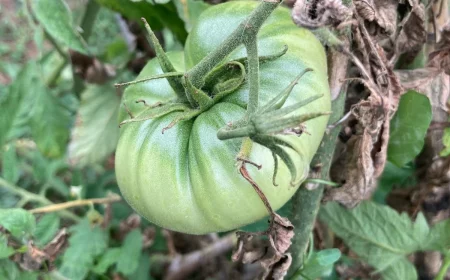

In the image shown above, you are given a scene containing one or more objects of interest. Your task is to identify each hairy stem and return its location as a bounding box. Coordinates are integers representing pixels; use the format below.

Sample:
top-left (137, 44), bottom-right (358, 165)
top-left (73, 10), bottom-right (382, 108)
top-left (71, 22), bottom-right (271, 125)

top-left (245, 39), bottom-right (260, 115)
top-left (287, 45), bottom-right (350, 276)
top-left (187, 0), bottom-right (281, 88)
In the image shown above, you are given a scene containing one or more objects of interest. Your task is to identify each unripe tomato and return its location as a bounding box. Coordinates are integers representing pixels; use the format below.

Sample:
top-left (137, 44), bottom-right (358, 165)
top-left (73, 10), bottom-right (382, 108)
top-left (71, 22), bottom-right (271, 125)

top-left (115, 1), bottom-right (330, 234)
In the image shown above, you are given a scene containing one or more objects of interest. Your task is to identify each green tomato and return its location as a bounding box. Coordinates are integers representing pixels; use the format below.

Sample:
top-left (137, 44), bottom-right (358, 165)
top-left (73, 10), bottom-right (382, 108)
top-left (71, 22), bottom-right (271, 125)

top-left (115, 1), bottom-right (331, 234)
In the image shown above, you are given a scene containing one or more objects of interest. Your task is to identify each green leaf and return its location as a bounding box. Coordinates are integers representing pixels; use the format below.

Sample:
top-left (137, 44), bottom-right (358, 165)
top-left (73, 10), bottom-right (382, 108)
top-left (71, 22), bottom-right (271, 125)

top-left (0, 234), bottom-right (15, 259)
top-left (425, 219), bottom-right (450, 251)
top-left (0, 259), bottom-right (20, 280)
top-left (60, 219), bottom-right (108, 280)
top-left (95, 0), bottom-right (187, 43)
top-left (0, 62), bottom-right (36, 148)
top-left (380, 258), bottom-right (418, 280)
top-left (2, 144), bottom-right (20, 184)
top-left (0, 208), bottom-right (36, 239)
top-left (440, 127), bottom-right (450, 156)
top-left (387, 90), bottom-right (432, 167)
top-left (116, 229), bottom-right (143, 276)
top-left (29, 81), bottom-right (70, 158)
top-left (131, 252), bottom-right (153, 280)
top-left (31, 0), bottom-right (88, 54)
top-left (319, 201), bottom-right (426, 278)
top-left (34, 214), bottom-right (60, 247)
top-left (173, 0), bottom-right (210, 31)
top-left (294, 249), bottom-right (341, 279)
top-left (68, 84), bottom-right (120, 167)
top-left (373, 161), bottom-right (415, 204)
top-left (92, 248), bottom-right (121, 274)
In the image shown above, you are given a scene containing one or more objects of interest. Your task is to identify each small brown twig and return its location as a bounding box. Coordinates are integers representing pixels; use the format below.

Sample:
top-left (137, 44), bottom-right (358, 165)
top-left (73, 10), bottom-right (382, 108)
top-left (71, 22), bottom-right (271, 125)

top-left (29, 193), bottom-right (121, 214)
top-left (165, 233), bottom-right (237, 280)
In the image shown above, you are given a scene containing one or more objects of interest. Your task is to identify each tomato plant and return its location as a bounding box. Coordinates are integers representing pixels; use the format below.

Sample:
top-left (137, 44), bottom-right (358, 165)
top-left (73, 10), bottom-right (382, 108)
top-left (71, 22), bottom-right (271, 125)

top-left (115, 1), bottom-right (331, 234)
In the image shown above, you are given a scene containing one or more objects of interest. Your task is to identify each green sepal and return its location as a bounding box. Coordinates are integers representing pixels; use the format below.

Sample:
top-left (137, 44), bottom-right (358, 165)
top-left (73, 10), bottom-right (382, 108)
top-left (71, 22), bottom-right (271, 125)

top-left (141, 18), bottom-right (185, 96)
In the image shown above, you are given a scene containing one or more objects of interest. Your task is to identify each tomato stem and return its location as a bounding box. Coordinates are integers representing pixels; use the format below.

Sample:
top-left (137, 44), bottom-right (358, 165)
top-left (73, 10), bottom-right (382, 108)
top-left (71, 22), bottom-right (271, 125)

top-left (245, 39), bottom-right (260, 116)
top-left (186, 0), bottom-right (281, 88)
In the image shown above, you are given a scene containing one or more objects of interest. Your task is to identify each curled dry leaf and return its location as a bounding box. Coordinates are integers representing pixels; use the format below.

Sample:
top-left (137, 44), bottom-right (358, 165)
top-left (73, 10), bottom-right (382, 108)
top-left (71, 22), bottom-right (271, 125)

top-left (19, 228), bottom-right (68, 271)
top-left (232, 213), bottom-right (294, 280)
top-left (395, 0), bottom-right (426, 56)
top-left (292, 0), bottom-right (352, 29)
top-left (325, 7), bottom-right (404, 207)
top-left (428, 23), bottom-right (450, 75)
top-left (354, 0), bottom-right (397, 40)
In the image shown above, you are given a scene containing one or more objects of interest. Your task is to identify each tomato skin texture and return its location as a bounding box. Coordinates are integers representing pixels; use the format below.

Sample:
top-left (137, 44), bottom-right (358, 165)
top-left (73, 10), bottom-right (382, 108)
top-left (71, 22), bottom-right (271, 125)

top-left (115, 2), bottom-right (331, 234)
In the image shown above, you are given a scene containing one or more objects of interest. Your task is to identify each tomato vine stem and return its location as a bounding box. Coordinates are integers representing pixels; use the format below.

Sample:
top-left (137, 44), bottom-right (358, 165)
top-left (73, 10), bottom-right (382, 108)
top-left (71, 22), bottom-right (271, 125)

top-left (186, 0), bottom-right (282, 89)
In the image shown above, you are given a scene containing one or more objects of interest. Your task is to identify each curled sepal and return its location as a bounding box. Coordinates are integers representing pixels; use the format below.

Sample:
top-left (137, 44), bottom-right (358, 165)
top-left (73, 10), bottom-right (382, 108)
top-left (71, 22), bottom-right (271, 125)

top-left (234, 45), bottom-right (288, 71)
top-left (253, 111), bottom-right (331, 136)
top-left (258, 68), bottom-right (313, 114)
top-left (252, 134), bottom-right (306, 186)
top-left (141, 18), bottom-right (185, 96)
top-left (183, 74), bottom-right (212, 108)
top-left (119, 102), bottom-right (189, 127)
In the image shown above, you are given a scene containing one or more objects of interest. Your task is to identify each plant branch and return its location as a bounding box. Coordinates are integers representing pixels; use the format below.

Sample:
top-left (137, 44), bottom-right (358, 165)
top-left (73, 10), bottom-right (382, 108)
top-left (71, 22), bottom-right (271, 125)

top-left (436, 250), bottom-right (450, 280)
top-left (245, 39), bottom-right (260, 115)
top-left (29, 193), bottom-right (122, 214)
top-left (287, 43), bottom-right (350, 276)
top-left (165, 233), bottom-right (237, 280)
top-left (187, 0), bottom-right (281, 88)
top-left (79, 0), bottom-right (100, 41)
top-left (0, 177), bottom-right (80, 222)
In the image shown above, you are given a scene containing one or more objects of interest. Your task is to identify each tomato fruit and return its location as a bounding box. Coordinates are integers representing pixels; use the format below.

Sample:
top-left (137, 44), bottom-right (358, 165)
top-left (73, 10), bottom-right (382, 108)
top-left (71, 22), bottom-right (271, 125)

top-left (115, 1), bottom-right (331, 234)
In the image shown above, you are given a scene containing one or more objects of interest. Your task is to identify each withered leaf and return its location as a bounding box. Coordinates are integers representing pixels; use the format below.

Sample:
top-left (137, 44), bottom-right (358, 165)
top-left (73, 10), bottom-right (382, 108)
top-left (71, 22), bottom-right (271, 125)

top-left (292, 0), bottom-right (352, 29)
top-left (396, 0), bottom-right (426, 55)
top-left (354, 0), bottom-right (397, 40)
top-left (232, 213), bottom-right (294, 279)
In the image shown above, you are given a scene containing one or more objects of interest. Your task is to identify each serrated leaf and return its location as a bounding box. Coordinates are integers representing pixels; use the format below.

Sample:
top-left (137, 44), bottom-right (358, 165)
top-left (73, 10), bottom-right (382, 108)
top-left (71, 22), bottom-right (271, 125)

top-left (319, 201), bottom-right (426, 277)
top-left (387, 90), bottom-right (432, 167)
top-left (60, 219), bottom-right (108, 280)
top-left (0, 234), bottom-right (15, 259)
top-left (68, 84), bottom-right (120, 167)
top-left (173, 0), bottom-right (210, 31)
top-left (294, 249), bottom-right (341, 279)
top-left (116, 229), bottom-right (142, 275)
top-left (2, 144), bottom-right (20, 184)
top-left (92, 248), bottom-right (121, 274)
top-left (34, 214), bottom-right (60, 247)
top-left (31, 0), bottom-right (87, 54)
top-left (96, 0), bottom-right (187, 43)
top-left (425, 219), bottom-right (450, 251)
top-left (380, 257), bottom-right (418, 280)
top-left (29, 81), bottom-right (70, 158)
top-left (0, 208), bottom-right (36, 239)
top-left (0, 62), bottom-right (36, 148)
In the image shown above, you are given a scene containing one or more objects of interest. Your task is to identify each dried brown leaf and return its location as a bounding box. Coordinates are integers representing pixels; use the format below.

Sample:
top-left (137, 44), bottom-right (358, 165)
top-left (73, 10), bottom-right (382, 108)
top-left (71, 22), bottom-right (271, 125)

top-left (354, 0), bottom-right (398, 40)
top-left (232, 213), bottom-right (294, 279)
top-left (395, 0), bottom-right (426, 55)
top-left (18, 228), bottom-right (68, 272)
top-left (292, 0), bottom-right (352, 29)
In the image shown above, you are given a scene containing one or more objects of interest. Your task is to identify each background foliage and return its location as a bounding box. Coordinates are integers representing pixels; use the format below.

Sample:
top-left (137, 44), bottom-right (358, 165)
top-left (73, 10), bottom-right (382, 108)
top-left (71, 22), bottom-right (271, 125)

top-left (0, 0), bottom-right (449, 279)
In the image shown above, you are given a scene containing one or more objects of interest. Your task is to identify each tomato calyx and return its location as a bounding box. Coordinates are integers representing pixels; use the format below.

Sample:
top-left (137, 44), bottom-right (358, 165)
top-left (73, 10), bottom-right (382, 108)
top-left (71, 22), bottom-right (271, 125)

top-left (218, 69), bottom-right (331, 185)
